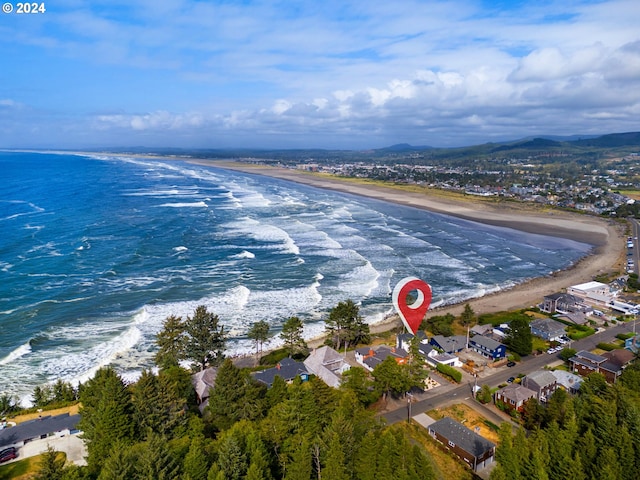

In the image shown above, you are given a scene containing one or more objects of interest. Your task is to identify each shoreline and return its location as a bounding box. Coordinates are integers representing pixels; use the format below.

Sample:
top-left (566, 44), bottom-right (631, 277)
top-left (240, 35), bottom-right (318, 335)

top-left (188, 160), bottom-right (626, 336)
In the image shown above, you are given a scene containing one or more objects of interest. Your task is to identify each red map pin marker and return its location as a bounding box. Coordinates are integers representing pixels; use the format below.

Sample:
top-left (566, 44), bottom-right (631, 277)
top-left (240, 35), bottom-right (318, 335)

top-left (392, 277), bottom-right (432, 335)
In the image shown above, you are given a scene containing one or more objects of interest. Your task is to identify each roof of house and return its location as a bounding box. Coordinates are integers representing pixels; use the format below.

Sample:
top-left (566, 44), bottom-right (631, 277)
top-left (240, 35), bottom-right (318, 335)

top-left (191, 367), bottom-right (218, 400)
top-left (570, 281), bottom-right (607, 291)
top-left (574, 350), bottom-right (607, 364)
top-left (603, 349), bottom-right (635, 367)
top-left (523, 370), bottom-right (558, 389)
top-left (556, 312), bottom-right (588, 325)
top-left (470, 324), bottom-right (493, 336)
top-left (550, 370), bottom-right (583, 391)
top-left (497, 384), bottom-right (537, 403)
top-left (0, 413), bottom-right (80, 448)
top-left (529, 318), bottom-right (565, 334)
top-left (470, 335), bottom-right (503, 351)
top-left (252, 358), bottom-right (309, 387)
top-left (431, 335), bottom-right (467, 353)
top-left (429, 417), bottom-right (495, 457)
top-left (397, 331), bottom-right (427, 345)
top-left (303, 346), bottom-right (349, 388)
top-left (356, 346), bottom-right (374, 356)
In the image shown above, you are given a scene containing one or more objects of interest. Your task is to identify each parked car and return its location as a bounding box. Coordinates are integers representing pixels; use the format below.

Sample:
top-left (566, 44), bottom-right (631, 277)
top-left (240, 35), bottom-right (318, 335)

top-left (506, 361), bottom-right (516, 367)
top-left (507, 377), bottom-right (515, 383)
top-left (0, 447), bottom-right (17, 463)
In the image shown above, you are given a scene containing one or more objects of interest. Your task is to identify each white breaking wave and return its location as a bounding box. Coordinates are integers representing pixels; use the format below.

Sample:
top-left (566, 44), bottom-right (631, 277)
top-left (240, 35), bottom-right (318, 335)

top-left (0, 342), bottom-right (32, 366)
top-left (231, 250), bottom-right (255, 259)
top-left (173, 246), bottom-right (188, 253)
top-left (158, 201), bottom-right (208, 208)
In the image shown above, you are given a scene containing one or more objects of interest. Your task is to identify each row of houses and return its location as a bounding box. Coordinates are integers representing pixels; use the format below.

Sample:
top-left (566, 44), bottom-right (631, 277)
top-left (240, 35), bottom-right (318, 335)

top-left (496, 348), bottom-right (635, 412)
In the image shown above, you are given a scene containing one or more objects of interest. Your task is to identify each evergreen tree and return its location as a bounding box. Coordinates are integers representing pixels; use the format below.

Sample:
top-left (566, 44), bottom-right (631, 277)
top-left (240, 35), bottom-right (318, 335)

top-left (183, 435), bottom-right (211, 480)
top-left (504, 316), bottom-right (533, 356)
top-left (155, 314), bottom-right (186, 369)
top-left (280, 316), bottom-right (308, 357)
top-left (373, 356), bottom-right (413, 400)
top-left (207, 359), bottom-right (265, 431)
top-left (324, 299), bottom-right (369, 351)
top-left (247, 320), bottom-right (271, 357)
top-left (78, 367), bottom-right (134, 476)
top-left (52, 379), bottom-right (76, 402)
top-left (322, 430), bottom-right (349, 480)
top-left (97, 441), bottom-right (137, 480)
top-left (33, 446), bottom-right (65, 480)
top-left (265, 374), bottom-right (288, 409)
top-left (183, 305), bottom-right (227, 370)
top-left (217, 435), bottom-right (248, 480)
top-left (134, 433), bottom-right (181, 480)
top-left (340, 366), bottom-right (376, 406)
top-left (460, 303), bottom-right (475, 327)
top-left (283, 434), bottom-right (312, 480)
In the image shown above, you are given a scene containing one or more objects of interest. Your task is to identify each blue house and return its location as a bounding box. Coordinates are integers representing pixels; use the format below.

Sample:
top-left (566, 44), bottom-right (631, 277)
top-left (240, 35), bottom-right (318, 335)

top-left (469, 335), bottom-right (506, 360)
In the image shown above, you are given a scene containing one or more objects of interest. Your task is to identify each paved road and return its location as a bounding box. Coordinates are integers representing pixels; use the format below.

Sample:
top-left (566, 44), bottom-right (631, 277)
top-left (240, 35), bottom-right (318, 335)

top-left (382, 321), bottom-right (636, 425)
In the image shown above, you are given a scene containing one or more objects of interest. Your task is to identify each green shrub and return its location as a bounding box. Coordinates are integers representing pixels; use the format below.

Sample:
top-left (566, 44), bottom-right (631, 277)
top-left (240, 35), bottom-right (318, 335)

top-left (617, 332), bottom-right (635, 340)
top-left (596, 342), bottom-right (622, 351)
top-left (436, 363), bottom-right (462, 383)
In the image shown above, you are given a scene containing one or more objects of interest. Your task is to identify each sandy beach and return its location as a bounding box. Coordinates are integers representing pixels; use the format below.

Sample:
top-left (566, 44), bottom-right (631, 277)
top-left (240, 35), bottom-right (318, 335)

top-left (189, 160), bottom-right (626, 333)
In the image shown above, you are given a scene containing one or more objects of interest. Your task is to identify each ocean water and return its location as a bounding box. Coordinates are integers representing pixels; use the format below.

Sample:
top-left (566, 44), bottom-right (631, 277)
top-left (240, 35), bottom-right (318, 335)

top-left (0, 151), bottom-right (591, 403)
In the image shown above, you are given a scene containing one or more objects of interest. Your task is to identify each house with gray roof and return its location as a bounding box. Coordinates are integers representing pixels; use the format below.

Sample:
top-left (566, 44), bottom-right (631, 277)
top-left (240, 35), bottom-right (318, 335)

top-left (469, 335), bottom-right (506, 360)
top-left (355, 345), bottom-right (408, 372)
top-left (550, 370), bottom-right (582, 394)
top-left (495, 384), bottom-right (537, 412)
top-left (529, 318), bottom-right (566, 341)
top-left (430, 335), bottom-right (467, 354)
top-left (252, 358), bottom-right (309, 388)
top-left (521, 370), bottom-right (559, 402)
top-left (541, 293), bottom-right (582, 314)
top-left (303, 346), bottom-right (350, 388)
top-left (396, 331), bottom-right (427, 352)
top-left (427, 417), bottom-right (496, 471)
top-left (0, 413), bottom-right (80, 449)
top-left (191, 367), bottom-right (218, 412)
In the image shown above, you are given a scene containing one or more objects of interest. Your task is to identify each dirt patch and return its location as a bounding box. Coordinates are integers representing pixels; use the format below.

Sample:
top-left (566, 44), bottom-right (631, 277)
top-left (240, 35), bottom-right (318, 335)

top-left (11, 404), bottom-right (80, 424)
top-left (427, 403), bottom-right (500, 445)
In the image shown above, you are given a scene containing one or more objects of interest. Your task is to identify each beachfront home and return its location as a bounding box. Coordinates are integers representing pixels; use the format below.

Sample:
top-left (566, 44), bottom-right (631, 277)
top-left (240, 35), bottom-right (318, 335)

top-left (540, 293), bottom-right (582, 314)
top-left (355, 345), bottom-right (409, 372)
top-left (252, 358), bottom-right (309, 388)
top-left (303, 346), bottom-right (350, 388)
top-left (191, 367), bottom-right (218, 412)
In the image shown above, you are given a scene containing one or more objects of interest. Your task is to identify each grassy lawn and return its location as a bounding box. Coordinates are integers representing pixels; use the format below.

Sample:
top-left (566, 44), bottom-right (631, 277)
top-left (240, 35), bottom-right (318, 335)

top-left (426, 403), bottom-right (501, 445)
top-left (532, 337), bottom-right (548, 353)
top-left (398, 423), bottom-right (475, 480)
top-left (0, 452), bottom-right (66, 480)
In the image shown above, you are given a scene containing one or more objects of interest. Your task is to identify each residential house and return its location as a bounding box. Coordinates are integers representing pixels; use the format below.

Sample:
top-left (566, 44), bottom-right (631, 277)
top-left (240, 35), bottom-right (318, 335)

top-left (540, 293), bottom-right (582, 314)
top-left (303, 346), bottom-right (350, 388)
top-left (470, 324), bottom-right (493, 336)
top-left (428, 352), bottom-right (463, 368)
top-left (191, 367), bottom-right (218, 412)
top-left (529, 318), bottom-right (566, 342)
top-left (625, 334), bottom-right (640, 353)
top-left (430, 335), bottom-right (467, 354)
top-left (521, 370), bottom-right (559, 402)
top-left (469, 335), bottom-right (506, 360)
top-left (556, 311), bottom-right (589, 326)
top-left (495, 384), bottom-right (537, 412)
top-left (396, 331), bottom-right (428, 352)
top-left (550, 370), bottom-right (582, 394)
top-left (569, 350), bottom-right (625, 384)
top-left (567, 281), bottom-right (612, 308)
top-left (355, 345), bottom-right (408, 372)
top-left (252, 358), bottom-right (309, 388)
top-left (427, 417), bottom-right (496, 471)
top-left (0, 413), bottom-right (80, 449)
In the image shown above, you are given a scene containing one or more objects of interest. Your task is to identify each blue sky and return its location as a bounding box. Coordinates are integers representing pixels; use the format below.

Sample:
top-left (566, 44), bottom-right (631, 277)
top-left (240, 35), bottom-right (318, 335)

top-left (1, 0), bottom-right (639, 149)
